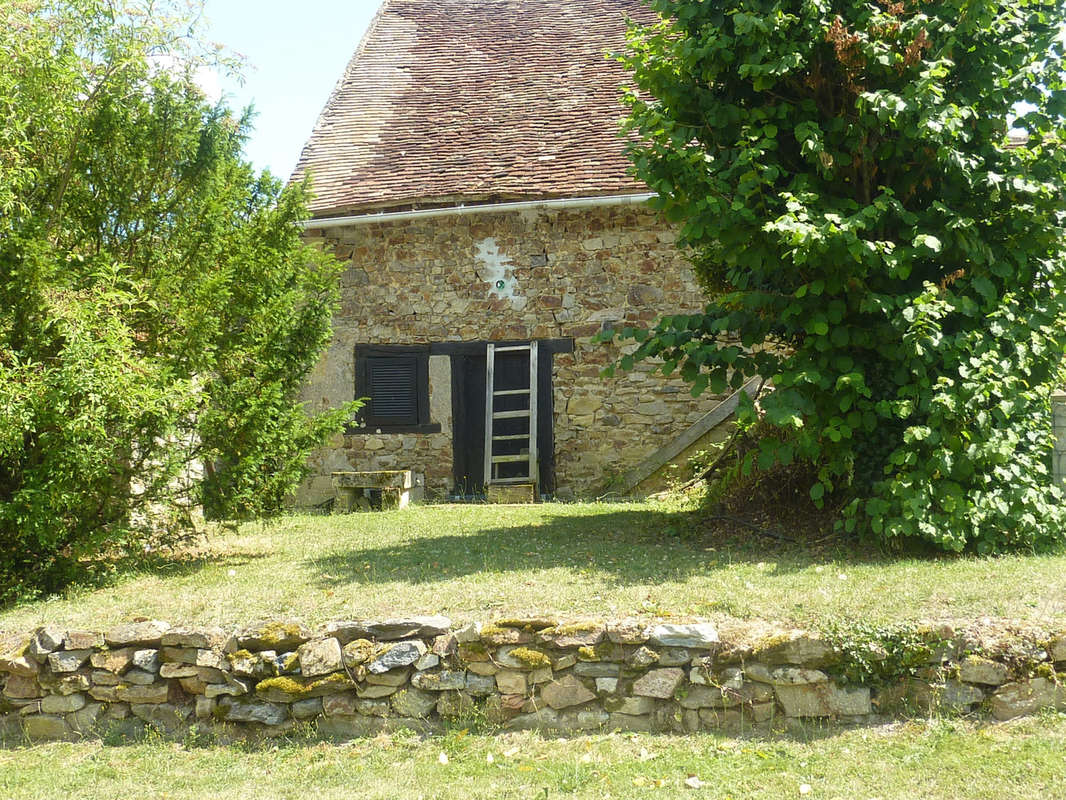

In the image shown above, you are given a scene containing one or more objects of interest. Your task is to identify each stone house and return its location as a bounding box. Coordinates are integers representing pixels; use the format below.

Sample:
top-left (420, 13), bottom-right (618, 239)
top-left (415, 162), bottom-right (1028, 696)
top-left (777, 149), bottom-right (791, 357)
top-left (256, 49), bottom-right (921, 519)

top-left (293, 0), bottom-right (739, 504)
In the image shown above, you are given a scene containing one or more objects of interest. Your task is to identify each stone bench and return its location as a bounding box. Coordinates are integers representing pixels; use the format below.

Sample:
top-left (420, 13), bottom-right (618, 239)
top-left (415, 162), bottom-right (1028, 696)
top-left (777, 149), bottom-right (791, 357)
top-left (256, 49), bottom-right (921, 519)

top-left (331, 470), bottom-right (414, 511)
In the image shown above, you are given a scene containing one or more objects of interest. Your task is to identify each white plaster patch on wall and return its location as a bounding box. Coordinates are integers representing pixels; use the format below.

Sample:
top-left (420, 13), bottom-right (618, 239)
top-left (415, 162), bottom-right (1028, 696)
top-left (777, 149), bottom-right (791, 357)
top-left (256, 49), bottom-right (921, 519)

top-left (475, 237), bottom-right (523, 306)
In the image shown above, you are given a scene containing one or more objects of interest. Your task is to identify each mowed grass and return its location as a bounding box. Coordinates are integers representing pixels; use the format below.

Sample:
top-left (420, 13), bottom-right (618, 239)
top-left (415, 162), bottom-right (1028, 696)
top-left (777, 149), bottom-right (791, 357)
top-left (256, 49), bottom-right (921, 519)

top-left (2, 714), bottom-right (1066, 799)
top-left (2, 502), bottom-right (1064, 632)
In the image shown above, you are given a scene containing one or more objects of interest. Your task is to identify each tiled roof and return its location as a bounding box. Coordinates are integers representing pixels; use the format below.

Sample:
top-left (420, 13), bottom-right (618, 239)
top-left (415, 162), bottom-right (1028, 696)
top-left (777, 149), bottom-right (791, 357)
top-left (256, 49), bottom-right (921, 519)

top-left (292, 0), bottom-right (654, 217)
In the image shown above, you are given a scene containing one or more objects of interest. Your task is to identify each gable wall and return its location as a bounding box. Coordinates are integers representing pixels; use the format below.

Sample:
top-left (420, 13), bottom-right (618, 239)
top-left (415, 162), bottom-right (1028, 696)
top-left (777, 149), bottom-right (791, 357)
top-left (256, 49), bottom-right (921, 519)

top-left (297, 204), bottom-right (722, 503)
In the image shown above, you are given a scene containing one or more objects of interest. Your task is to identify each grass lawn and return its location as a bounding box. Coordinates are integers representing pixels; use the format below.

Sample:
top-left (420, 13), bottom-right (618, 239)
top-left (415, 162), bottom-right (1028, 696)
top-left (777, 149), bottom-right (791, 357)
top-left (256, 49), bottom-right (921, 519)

top-left (2, 502), bottom-right (1064, 632)
top-left (2, 714), bottom-right (1065, 799)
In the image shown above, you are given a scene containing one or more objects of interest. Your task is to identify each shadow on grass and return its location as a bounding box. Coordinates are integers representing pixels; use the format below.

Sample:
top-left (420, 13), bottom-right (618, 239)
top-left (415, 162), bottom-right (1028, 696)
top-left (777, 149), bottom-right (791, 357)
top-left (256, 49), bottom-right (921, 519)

top-left (0, 550), bottom-right (271, 614)
top-left (306, 506), bottom-right (896, 591)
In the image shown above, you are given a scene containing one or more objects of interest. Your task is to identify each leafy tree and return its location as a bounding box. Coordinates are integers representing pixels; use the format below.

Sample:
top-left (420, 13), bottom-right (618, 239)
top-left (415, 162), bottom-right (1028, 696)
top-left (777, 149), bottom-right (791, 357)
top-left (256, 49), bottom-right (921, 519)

top-left (0, 0), bottom-right (356, 600)
top-left (615, 0), bottom-right (1066, 552)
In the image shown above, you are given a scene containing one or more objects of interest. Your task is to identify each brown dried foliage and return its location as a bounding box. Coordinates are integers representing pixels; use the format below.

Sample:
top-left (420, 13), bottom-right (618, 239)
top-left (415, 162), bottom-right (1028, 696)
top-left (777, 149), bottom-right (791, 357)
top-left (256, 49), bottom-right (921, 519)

top-left (825, 17), bottom-right (866, 94)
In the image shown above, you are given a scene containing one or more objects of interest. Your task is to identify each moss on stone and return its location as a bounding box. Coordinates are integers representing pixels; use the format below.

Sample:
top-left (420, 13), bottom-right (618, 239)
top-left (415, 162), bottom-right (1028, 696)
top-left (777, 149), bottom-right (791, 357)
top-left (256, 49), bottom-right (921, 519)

top-left (544, 621), bottom-right (603, 637)
top-left (577, 645), bottom-right (600, 662)
top-left (493, 618), bottom-right (557, 632)
top-left (255, 622), bottom-right (304, 647)
top-left (458, 642), bottom-right (490, 660)
top-left (227, 649), bottom-right (255, 663)
top-left (255, 671), bottom-right (350, 698)
top-left (1033, 663), bottom-right (1055, 680)
top-left (256, 676), bottom-right (311, 697)
top-left (509, 647), bottom-right (551, 669)
top-left (343, 639), bottom-right (375, 665)
top-left (751, 632), bottom-right (792, 655)
top-left (281, 652), bottom-right (300, 672)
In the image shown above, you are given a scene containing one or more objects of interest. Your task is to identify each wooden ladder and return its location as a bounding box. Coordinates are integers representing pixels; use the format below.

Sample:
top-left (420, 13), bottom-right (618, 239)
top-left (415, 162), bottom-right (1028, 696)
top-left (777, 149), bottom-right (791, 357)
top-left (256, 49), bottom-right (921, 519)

top-left (483, 342), bottom-right (538, 494)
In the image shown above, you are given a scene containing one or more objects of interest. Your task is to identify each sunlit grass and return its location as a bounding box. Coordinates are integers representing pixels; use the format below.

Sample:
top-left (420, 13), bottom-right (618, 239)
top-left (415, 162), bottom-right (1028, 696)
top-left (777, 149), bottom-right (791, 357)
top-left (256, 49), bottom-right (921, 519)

top-left (2, 502), bottom-right (1064, 632)
top-left (2, 714), bottom-right (1065, 799)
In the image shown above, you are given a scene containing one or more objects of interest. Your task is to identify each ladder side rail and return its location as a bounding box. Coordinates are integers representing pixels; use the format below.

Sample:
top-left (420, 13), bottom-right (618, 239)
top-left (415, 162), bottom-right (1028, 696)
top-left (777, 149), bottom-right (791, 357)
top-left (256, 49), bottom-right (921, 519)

top-left (483, 343), bottom-right (496, 486)
top-left (528, 341), bottom-right (539, 492)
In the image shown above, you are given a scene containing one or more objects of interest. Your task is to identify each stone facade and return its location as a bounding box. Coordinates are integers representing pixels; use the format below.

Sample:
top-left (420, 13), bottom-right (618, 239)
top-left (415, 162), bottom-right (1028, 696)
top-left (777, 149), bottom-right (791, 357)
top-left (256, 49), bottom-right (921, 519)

top-left (4, 618), bottom-right (1065, 742)
top-left (297, 203), bottom-right (726, 504)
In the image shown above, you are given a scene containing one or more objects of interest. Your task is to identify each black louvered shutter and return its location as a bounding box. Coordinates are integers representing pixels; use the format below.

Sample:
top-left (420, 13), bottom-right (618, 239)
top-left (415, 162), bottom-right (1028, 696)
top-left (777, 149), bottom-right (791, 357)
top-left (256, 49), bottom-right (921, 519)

top-left (366, 355), bottom-right (419, 425)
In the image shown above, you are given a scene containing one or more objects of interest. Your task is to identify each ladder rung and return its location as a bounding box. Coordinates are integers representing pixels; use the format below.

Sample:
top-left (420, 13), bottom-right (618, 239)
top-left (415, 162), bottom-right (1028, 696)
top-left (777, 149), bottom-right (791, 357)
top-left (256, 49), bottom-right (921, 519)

top-left (492, 434), bottom-right (529, 441)
top-left (493, 389), bottom-right (531, 396)
top-left (493, 410), bottom-right (530, 419)
top-left (489, 477), bottom-right (534, 484)
top-left (493, 345), bottom-right (531, 353)
top-left (491, 455), bottom-right (530, 464)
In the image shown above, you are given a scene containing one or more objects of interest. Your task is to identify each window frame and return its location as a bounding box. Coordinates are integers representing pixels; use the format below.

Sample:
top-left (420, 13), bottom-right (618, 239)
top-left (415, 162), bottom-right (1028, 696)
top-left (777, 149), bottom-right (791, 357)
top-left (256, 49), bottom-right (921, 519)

top-left (349, 344), bottom-right (441, 434)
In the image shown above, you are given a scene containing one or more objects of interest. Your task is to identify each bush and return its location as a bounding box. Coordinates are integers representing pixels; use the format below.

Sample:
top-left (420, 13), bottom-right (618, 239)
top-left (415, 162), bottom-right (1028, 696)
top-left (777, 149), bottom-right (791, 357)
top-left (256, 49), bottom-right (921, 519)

top-left (0, 1), bottom-right (356, 600)
top-left (613, 0), bottom-right (1066, 552)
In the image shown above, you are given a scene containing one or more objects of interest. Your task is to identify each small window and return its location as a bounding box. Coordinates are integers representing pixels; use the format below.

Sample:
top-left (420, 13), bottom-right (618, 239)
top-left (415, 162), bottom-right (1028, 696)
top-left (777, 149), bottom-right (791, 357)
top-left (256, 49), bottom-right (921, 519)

top-left (352, 345), bottom-right (439, 433)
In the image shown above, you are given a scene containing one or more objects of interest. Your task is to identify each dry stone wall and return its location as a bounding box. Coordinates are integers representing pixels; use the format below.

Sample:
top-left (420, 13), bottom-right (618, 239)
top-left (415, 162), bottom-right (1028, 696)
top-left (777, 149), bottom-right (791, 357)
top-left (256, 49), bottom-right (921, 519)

top-left (297, 204), bottom-right (720, 503)
top-left (3, 617), bottom-right (1065, 742)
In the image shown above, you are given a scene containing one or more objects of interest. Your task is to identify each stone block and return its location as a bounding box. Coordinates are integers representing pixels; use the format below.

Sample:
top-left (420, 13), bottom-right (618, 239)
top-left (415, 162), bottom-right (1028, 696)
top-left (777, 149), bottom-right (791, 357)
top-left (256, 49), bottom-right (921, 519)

top-left (161, 627), bottom-right (227, 650)
top-left (90, 648), bottom-right (135, 674)
top-left (775, 683), bottom-right (870, 718)
top-left (131, 702), bottom-right (191, 734)
top-left (132, 649), bottom-right (160, 673)
top-left (327, 616), bottom-right (450, 643)
top-left (23, 715), bottom-right (73, 741)
top-left (647, 624), bottom-right (719, 649)
top-left (367, 640), bottom-right (426, 674)
top-left (632, 667), bottom-right (685, 699)
top-left (123, 669), bottom-right (158, 685)
top-left (47, 650), bottom-right (91, 673)
top-left (298, 638), bottom-right (344, 678)
top-left (753, 631), bottom-right (836, 667)
top-left (541, 675), bottom-right (596, 709)
top-left (390, 687), bottom-right (437, 718)
top-left (465, 673), bottom-right (497, 696)
top-left (218, 698), bottom-right (288, 726)
top-left (237, 621), bottom-right (311, 651)
top-left (366, 668), bottom-right (411, 686)
top-left (116, 684), bottom-right (169, 704)
top-left (606, 619), bottom-right (649, 645)
top-left (411, 670), bottom-right (467, 691)
top-left (990, 678), bottom-right (1066, 721)
top-left (958, 657), bottom-right (1010, 686)
top-left (355, 683), bottom-right (399, 699)
top-left (3, 674), bottom-right (41, 700)
top-left (64, 631), bottom-right (104, 651)
top-left (436, 690), bottom-right (477, 718)
top-left (195, 696), bottom-right (217, 720)
top-left (105, 621), bottom-right (171, 648)
top-left (204, 676), bottom-right (250, 698)
top-left (495, 670), bottom-right (527, 695)
top-left (657, 647), bottom-right (692, 667)
top-left (322, 693), bottom-right (359, 717)
top-left (27, 627), bottom-right (65, 662)
top-left (40, 693), bottom-right (86, 714)
top-left (48, 673), bottom-right (90, 696)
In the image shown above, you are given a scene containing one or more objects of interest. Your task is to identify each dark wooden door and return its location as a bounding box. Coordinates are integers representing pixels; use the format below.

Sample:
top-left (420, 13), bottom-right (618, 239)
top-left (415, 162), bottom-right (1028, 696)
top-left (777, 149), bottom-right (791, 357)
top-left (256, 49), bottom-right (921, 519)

top-left (450, 344), bottom-right (555, 498)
